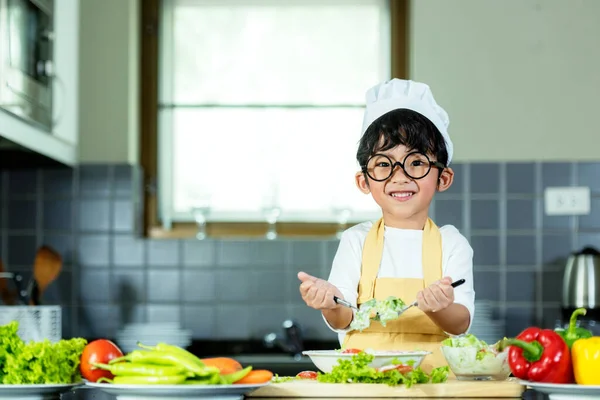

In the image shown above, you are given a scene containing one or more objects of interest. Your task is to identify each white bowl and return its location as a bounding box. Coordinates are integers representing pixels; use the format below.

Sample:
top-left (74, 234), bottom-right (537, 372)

top-left (440, 345), bottom-right (511, 381)
top-left (302, 350), bottom-right (431, 373)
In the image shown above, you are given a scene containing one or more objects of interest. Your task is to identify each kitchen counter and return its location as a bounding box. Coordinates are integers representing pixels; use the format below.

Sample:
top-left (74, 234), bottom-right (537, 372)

top-left (57, 387), bottom-right (549, 400)
top-left (246, 379), bottom-right (528, 399)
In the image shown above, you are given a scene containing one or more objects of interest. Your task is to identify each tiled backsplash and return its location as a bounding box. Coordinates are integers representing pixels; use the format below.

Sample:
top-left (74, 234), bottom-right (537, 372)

top-left (1, 162), bottom-right (600, 343)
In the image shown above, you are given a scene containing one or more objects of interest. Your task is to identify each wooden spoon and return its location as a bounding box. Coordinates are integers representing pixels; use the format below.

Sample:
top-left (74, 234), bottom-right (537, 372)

top-left (28, 246), bottom-right (63, 306)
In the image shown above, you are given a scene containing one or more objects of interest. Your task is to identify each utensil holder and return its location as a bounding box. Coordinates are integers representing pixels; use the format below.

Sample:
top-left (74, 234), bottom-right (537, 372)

top-left (0, 305), bottom-right (62, 342)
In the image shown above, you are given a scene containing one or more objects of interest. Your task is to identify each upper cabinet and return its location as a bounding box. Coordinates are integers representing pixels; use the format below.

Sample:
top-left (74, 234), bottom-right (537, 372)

top-left (77, 0), bottom-right (139, 165)
top-left (0, 0), bottom-right (80, 167)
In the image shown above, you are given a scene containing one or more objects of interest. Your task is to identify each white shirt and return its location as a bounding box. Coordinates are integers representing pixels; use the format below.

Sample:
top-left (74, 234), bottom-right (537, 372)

top-left (323, 220), bottom-right (475, 345)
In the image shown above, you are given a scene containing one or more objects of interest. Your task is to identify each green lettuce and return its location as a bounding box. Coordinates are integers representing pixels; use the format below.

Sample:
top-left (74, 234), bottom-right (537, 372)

top-left (316, 351), bottom-right (449, 388)
top-left (0, 321), bottom-right (87, 384)
top-left (442, 334), bottom-right (487, 348)
top-left (350, 296), bottom-right (406, 331)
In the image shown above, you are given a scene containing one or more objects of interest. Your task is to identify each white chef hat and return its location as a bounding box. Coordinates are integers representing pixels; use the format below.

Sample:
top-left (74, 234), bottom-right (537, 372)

top-left (361, 78), bottom-right (454, 165)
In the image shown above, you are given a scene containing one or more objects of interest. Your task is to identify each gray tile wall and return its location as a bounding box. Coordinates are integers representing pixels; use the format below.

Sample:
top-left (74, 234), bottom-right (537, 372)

top-left (1, 162), bottom-right (599, 342)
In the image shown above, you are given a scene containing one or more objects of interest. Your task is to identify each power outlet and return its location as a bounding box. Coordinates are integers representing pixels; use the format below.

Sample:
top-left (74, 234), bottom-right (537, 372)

top-left (544, 186), bottom-right (591, 216)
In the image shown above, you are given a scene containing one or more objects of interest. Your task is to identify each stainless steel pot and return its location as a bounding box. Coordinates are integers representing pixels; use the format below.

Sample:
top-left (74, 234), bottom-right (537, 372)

top-left (562, 247), bottom-right (600, 320)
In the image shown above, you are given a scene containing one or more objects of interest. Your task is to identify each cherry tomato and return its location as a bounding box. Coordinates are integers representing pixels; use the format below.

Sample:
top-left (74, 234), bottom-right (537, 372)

top-left (341, 348), bottom-right (362, 354)
top-left (296, 371), bottom-right (318, 379)
top-left (80, 339), bottom-right (124, 382)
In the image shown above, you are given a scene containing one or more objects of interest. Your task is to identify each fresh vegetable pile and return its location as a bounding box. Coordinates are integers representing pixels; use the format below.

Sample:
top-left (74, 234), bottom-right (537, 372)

top-left (81, 340), bottom-right (273, 385)
top-left (501, 307), bottom-right (600, 385)
top-left (350, 296), bottom-right (406, 331)
top-left (274, 350), bottom-right (449, 388)
top-left (0, 321), bottom-right (87, 384)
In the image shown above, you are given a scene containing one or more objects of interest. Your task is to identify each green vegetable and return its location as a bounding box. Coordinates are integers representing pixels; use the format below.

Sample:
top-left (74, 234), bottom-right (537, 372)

top-left (350, 299), bottom-right (377, 331)
top-left (475, 349), bottom-right (495, 361)
top-left (316, 351), bottom-right (449, 387)
top-left (350, 296), bottom-right (407, 331)
top-left (555, 308), bottom-right (593, 349)
top-left (92, 362), bottom-right (188, 377)
top-left (0, 321), bottom-right (87, 384)
top-left (99, 375), bottom-right (188, 384)
top-left (429, 366), bottom-right (448, 383)
top-left (183, 373), bottom-right (222, 385)
top-left (137, 342), bottom-right (206, 368)
top-left (375, 297), bottom-right (407, 326)
top-left (272, 375), bottom-right (296, 383)
top-left (220, 366), bottom-right (252, 384)
top-left (109, 350), bottom-right (218, 377)
top-left (94, 342), bottom-right (257, 385)
top-left (442, 334), bottom-right (486, 348)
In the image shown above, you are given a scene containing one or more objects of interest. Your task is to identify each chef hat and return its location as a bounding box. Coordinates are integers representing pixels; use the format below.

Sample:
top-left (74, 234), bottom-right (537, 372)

top-left (361, 79), bottom-right (454, 165)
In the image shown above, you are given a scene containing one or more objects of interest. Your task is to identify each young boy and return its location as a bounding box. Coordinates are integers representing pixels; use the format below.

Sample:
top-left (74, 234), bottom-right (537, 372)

top-left (298, 79), bottom-right (475, 372)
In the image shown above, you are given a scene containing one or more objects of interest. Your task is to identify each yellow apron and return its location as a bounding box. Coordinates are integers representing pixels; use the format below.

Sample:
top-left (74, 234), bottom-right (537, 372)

top-left (342, 217), bottom-right (449, 373)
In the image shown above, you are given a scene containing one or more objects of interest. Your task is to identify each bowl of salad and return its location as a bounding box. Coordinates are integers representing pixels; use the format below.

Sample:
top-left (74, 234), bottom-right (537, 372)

top-left (302, 348), bottom-right (431, 374)
top-left (440, 334), bottom-right (511, 381)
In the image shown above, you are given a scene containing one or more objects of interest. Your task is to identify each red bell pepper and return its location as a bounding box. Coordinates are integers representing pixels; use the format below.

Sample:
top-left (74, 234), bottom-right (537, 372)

top-left (502, 327), bottom-right (573, 384)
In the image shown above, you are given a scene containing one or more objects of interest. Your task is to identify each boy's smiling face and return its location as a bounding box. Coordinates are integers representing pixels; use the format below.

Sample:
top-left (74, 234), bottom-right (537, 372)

top-left (355, 144), bottom-right (454, 229)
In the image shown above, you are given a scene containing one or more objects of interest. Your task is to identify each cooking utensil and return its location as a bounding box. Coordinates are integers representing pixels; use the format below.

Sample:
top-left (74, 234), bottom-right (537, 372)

top-left (0, 270), bottom-right (29, 305)
top-left (27, 246), bottom-right (62, 305)
top-left (333, 296), bottom-right (358, 311)
top-left (562, 247), bottom-right (600, 320)
top-left (0, 260), bottom-right (14, 305)
top-left (333, 279), bottom-right (467, 317)
top-left (390, 278), bottom-right (466, 318)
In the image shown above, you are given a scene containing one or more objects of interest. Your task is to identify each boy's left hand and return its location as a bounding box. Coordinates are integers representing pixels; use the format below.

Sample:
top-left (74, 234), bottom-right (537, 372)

top-left (416, 276), bottom-right (454, 313)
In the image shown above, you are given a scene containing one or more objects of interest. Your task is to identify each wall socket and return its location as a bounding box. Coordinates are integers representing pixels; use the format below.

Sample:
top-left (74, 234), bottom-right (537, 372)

top-left (544, 186), bottom-right (591, 216)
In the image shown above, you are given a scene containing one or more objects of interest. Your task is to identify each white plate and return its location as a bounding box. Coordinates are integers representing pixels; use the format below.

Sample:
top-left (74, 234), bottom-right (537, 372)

top-left (0, 383), bottom-right (81, 400)
top-left (520, 380), bottom-right (600, 399)
top-left (85, 381), bottom-right (269, 400)
top-left (302, 350), bottom-right (431, 373)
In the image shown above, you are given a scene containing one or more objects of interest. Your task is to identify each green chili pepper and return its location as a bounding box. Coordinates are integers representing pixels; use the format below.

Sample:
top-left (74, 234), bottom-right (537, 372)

top-left (92, 362), bottom-right (188, 377)
top-left (137, 342), bottom-right (205, 367)
top-left (109, 350), bottom-right (215, 377)
top-left (220, 366), bottom-right (252, 384)
top-left (555, 308), bottom-right (593, 349)
top-left (184, 373), bottom-right (223, 385)
top-left (113, 375), bottom-right (187, 385)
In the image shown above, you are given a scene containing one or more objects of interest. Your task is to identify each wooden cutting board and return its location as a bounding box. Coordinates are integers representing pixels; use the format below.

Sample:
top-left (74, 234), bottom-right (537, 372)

top-left (247, 378), bottom-right (525, 398)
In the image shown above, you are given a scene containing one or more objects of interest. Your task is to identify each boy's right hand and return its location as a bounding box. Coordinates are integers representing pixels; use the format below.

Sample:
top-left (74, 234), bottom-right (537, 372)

top-left (298, 271), bottom-right (344, 310)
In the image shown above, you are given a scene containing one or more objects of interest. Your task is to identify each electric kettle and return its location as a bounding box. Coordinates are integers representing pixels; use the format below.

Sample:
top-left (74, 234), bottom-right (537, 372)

top-left (562, 246), bottom-right (600, 320)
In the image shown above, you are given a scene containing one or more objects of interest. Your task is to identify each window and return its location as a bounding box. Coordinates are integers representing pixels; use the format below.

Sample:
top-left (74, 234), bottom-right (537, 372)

top-left (145, 0), bottom-right (409, 236)
top-left (155, 0), bottom-right (393, 230)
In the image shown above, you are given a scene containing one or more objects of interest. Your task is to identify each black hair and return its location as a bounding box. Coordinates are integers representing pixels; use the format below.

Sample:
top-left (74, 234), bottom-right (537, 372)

top-left (356, 109), bottom-right (448, 169)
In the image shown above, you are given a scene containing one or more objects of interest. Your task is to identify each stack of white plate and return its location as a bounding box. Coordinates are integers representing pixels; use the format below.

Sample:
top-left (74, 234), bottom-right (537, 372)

top-left (115, 322), bottom-right (192, 353)
top-left (469, 301), bottom-right (505, 344)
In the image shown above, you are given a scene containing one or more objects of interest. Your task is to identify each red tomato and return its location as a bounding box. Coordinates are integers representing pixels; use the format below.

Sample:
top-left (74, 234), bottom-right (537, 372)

top-left (80, 339), bottom-right (124, 382)
top-left (377, 364), bottom-right (413, 374)
top-left (296, 371), bottom-right (318, 380)
top-left (341, 348), bottom-right (362, 354)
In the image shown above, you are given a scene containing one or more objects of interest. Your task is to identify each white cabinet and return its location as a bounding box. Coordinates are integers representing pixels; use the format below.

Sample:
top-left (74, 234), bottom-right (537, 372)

top-left (0, 0), bottom-right (79, 166)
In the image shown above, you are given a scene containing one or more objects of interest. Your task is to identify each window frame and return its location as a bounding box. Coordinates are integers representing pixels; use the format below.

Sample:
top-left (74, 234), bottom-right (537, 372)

top-left (139, 0), bottom-right (411, 239)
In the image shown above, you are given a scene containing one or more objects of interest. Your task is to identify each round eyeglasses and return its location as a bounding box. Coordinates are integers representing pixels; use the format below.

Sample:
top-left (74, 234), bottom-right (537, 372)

top-left (362, 152), bottom-right (446, 181)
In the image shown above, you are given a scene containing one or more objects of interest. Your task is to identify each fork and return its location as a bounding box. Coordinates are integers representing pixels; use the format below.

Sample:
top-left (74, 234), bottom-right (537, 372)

top-left (332, 278), bottom-right (466, 316)
top-left (333, 296), bottom-right (358, 311)
top-left (391, 278), bottom-right (466, 317)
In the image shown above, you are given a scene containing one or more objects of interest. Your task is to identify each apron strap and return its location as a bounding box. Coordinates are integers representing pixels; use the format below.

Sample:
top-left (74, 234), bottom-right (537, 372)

top-left (356, 217), bottom-right (442, 301)
top-left (422, 218), bottom-right (443, 287)
top-left (357, 217), bottom-right (385, 303)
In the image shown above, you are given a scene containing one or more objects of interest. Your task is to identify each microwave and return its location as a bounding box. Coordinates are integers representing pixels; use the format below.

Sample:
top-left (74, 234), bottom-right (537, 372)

top-left (0, 0), bottom-right (54, 130)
